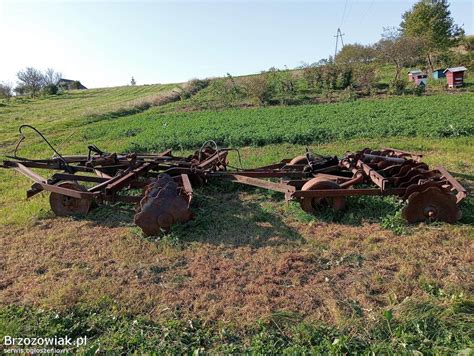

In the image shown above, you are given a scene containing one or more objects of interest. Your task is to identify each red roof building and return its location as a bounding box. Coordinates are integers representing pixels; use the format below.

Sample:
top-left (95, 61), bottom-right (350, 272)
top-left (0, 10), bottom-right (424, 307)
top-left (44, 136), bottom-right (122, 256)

top-left (444, 67), bottom-right (467, 88)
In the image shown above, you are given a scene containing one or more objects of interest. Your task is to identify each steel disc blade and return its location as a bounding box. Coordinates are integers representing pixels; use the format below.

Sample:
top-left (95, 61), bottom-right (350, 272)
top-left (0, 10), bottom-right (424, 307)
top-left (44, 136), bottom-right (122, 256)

top-left (402, 186), bottom-right (460, 224)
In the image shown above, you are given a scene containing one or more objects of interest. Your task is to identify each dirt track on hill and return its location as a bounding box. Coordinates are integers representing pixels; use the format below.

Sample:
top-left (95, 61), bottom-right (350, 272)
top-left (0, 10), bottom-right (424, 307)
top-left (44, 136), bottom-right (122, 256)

top-left (1, 206), bottom-right (472, 325)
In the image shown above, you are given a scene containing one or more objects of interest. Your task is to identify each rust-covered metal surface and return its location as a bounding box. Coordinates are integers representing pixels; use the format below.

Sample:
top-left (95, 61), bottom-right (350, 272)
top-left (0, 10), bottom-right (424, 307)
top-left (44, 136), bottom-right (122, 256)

top-left (2, 126), bottom-right (467, 236)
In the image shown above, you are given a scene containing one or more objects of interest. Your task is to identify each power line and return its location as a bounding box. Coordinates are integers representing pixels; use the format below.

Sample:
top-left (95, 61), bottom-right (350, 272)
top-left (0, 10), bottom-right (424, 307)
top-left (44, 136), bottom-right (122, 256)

top-left (334, 28), bottom-right (345, 58)
top-left (359, 0), bottom-right (375, 25)
top-left (344, 0), bottom-right (354, 28)
top-left (340, 0), bottom-right (349, 28)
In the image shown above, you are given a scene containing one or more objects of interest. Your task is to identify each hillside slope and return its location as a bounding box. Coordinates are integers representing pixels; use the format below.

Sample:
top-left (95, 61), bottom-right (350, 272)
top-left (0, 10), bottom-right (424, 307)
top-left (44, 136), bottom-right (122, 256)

top-left (0, 84), bottom-right (174, 146)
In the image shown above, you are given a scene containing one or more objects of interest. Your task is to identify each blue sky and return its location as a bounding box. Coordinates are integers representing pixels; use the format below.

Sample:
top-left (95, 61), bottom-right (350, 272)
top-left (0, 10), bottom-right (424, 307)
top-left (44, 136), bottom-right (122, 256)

top-left (1, 0), bottom-right (472, 88)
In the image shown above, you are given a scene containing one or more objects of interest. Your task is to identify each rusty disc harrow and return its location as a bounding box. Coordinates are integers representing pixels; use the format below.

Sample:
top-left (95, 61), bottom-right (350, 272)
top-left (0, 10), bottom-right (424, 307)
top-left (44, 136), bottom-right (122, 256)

top-left (2, 126), bottom-right (467, 235)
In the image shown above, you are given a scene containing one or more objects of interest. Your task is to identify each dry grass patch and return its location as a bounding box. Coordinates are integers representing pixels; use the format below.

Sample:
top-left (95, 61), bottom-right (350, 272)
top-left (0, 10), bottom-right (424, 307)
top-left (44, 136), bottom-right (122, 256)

top-left (1, 208), bottom-right (472, 327)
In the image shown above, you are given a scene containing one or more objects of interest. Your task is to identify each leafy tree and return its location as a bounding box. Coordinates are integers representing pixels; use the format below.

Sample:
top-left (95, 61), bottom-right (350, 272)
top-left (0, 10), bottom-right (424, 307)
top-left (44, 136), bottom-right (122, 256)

top-left (130, 77), bottom-right (136, 85)
top-left (400, 0), bottom-right (464, 71)
top-left (335, 43), bottom-right (377, 64)
top-left (16, 67), bottom-right (45, 97)
top-left (376, 28), bottom-right (424, 81)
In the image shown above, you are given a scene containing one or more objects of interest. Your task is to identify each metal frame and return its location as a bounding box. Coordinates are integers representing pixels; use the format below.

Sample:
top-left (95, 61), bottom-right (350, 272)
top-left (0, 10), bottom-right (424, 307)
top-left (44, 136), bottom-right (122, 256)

top-left (2, 142), bottom-right (467, 234)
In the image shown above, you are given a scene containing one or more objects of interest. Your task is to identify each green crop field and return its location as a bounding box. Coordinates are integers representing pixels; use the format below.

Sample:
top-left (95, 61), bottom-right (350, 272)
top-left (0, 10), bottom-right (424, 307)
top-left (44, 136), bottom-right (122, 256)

top-left (0, 86), bottom-right (473, 353)
top-left (83, 94), bottom-right (474, 152)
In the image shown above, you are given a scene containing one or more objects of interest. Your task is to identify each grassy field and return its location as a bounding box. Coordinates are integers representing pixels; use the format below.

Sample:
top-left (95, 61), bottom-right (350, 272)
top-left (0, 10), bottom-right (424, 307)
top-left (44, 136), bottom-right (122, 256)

top-left (0, 84), bottom-right (174, 148)
top-left (0, 86), bottom-right (473, 353)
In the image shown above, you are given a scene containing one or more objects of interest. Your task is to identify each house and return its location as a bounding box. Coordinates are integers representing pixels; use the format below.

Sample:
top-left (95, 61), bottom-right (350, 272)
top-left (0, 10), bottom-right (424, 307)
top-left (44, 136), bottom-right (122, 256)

top-left (414, 74), bottom-right (428, 87)
top-left (408, 70), bottom-right (422, 82)
top-left (58, 78), bottom-right (87, 90)
top-left (444, 67), bottom-right (467, 88)
top-left (432, 68), bottom-right (446, 79)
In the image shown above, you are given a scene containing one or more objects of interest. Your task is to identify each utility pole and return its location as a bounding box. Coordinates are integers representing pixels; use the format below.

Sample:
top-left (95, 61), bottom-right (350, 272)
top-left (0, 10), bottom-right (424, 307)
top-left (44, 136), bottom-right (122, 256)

top-left (334, 28), bottom-right (345, 59)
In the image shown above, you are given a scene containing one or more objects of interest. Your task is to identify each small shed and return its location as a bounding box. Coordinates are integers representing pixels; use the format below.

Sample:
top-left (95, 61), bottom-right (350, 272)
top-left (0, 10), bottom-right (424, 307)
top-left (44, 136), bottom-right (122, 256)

top-left (408, 70), bottom-right (422, 82)
top-left (414, 74), bottom-right (428, 87)
top-left (444, 67), bottom-right (467, 88)
top-left (432, 69), bottom-right (446, 79)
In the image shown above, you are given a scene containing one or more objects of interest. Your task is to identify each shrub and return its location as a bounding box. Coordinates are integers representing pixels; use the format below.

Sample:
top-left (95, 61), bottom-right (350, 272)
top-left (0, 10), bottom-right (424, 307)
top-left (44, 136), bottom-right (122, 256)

top-left (321, 64), bottom-right (339, 90)
top-left (300, 63), bottom-right (323, 89)
top-left (389, 79), bottom-right (407, 95)
top-left (42, 84), bottom-right (59, 95)
top-left (0, 82), bottom-right (13, 100)
top-left (207, 75), bottom-right (242, 108)
top-left (177, 78), bottom-right (210, 100)
top-left (413, 82), bottom-right (426, 96)
top-left (353, 64), bottom-right (378, 94)
top-left (186, 78), bottom-right (210, 93)
top-left (242, 74), bottom-right (274, 106)
top-left (341, 87), bottom-right (357, 102)
top-left (338, 66), bottom-right (354, 89)
top-left (267, 67), bottom-right (296, 97)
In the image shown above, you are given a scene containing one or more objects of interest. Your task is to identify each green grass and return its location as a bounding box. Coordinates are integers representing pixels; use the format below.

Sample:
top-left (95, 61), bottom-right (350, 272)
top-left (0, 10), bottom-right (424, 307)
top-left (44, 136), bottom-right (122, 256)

top-left (0, 84), bottom-right (174, 147)
top-left (1, 296), bottom-right (472, 353)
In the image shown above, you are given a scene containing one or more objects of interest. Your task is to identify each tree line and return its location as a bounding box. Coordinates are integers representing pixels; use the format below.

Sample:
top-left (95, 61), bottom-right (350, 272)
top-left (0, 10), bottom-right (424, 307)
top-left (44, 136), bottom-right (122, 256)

top-left (200, 0), bottom-right (471, 107)
top-left (334, 0), bottom-right (468, 81)
top-left (0, 67), bottom-right (65, 99)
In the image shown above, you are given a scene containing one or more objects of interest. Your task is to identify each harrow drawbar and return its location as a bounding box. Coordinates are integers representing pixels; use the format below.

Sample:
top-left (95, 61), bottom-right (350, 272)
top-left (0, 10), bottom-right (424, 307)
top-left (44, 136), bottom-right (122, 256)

top-left (2, 126), bottom-right (467, 236)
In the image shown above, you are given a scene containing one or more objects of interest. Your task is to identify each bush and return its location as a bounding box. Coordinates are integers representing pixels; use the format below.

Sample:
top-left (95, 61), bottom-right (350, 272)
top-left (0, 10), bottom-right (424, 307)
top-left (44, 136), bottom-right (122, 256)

top-left (267, 67), bottom-right (296, 98)
top-left (14, 85), bottom-right (26, 96)
top-left (413, 82), bottom-right (426, 96)
top-left (177, 78), bottom-right (210, 100)
top-left (207, 74), bottom-right (242, 108)
top-left (389, 79), bottom-right (407, 95)
top-left (300, 63), bottom-right (322, 89)
top-left (321, 64), bottom-right (339, 90)
top-left (341, 87), bottom-right (357, 102)
top-left (353, 64), bottom-right (378, 94)
top-left (242, 74), bottom-right (274, 106)
top-left (338, 66), bottom-right (353, 89)
top-left (187, 78), bottom-right (210, 93)
top-left (42, 84), bottom-right (59, 95)
top-left (0, 82), bottom-right (13, 100)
